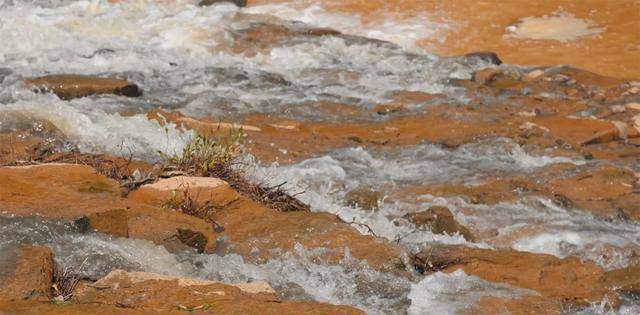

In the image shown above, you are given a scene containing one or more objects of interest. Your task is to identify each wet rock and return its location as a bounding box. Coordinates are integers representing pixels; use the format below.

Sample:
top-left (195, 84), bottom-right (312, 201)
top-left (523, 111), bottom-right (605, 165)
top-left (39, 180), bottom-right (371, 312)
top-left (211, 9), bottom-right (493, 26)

top-left (412, 245), bottom-right (613, 305)
top-left (472, 68), bottom-right (501, 85)
top-left (0, 164), bottom-right (217, 253)
top-left (232, 22), bottom-right (341, 55)
top-left (24, 74), bottom-right (141, 100)
top-left (605, 265), bottom-right (640, 293)
top-left (465, 51), bottom-right (503, 65)
top-left (0, 67), bottom-right (11, 83)
top-left (549, 166), bottom-right (640, 220)
top-left (74, 270), bottom-right (363, 314)
top-left (212, 196), bottom-right (404, 273)
top-left (199, 0), bottom-right (246, 7)
top-left (406, 206), bottom-right (475, 241)
top-left (0, 112), bottom-right (68, 165)
top-left (470, 295), bottom-right (563, 315)
top-left (523, 69), bottom-right (546, 81)
top-left (626, 102), bottom-right (640, 111)
top-left (345, 186), bottom-right (381, 210)
top-left (0, 245), bottom-right (54, 302)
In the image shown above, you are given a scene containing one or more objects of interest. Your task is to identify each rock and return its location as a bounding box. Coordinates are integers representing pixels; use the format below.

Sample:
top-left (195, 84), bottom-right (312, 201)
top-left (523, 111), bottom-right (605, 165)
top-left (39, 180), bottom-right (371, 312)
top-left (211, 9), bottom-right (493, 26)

top-left (472, 68), bottom-right (501, 85)
top-left (626, 102), bottom-right (640, 111)
top-left (345, 186), bottom-right (381, 210)
top-left (604, 265), bottom-right (640, 292)
top-left (406, 206), bottom-right (475, 241)
top-left (212, 196), bottom-right (404, 273)
top-left (470, 295), bottom-right (562, 315)
top-left (0, 164), bottom-right (217, 253)
top-left (580, 121), bottom-right (632, 145)
top-left (127, 176), bottom-right (240, 211)
top-left (74, 270), bottom-right (363, 314)
top-left (523, 69), bottom-right (545, 81)
top-left (412, 245), bottom-right (613, 305)
top-left (0, 245), bottom-right (54, 302)
top-left (465, 51), bottom-right (503, 65)
top-left (199, 0), bottom-right (246, 7)
top-left (24, 74), bottom-right (141, 100)
top-left (0, 112), bottom-right (67, 164)
top-left (372, 104), bottom-right (406, 115)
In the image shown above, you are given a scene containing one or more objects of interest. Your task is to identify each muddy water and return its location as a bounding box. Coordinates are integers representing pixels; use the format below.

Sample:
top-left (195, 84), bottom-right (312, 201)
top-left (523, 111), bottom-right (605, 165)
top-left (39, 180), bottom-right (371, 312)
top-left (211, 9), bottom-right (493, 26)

top-left (0, 0), bottom-right (639, 314)
top-left (250, 0), bottom-right (640, 79)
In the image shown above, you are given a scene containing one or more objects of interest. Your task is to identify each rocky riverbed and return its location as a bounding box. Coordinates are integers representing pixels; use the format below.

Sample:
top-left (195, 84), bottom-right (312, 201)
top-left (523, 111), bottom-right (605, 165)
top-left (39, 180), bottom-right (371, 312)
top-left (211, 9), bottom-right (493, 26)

top-left (1, 0), bottom-right (639, 314)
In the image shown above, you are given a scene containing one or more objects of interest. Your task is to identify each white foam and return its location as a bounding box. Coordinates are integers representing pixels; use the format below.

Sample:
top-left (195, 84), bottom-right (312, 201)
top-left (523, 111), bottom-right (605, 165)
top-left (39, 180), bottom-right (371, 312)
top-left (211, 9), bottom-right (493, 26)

top-left (3, 92), bottom-right (191, 159)
top-left (407, 270), bottom-right (536, 315)
top-left (248, 138), bottom-right (583, 250)
top-left (245, 1), bottom-right (449, 50)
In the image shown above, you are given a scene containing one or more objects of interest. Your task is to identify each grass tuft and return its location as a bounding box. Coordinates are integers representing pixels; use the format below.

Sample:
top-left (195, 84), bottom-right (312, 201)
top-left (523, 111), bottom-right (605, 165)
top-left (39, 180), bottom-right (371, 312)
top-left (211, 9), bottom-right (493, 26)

top-left (51, 259), bottom-right (86, 303)
top-left (163, 131), bottom-right (309, 212)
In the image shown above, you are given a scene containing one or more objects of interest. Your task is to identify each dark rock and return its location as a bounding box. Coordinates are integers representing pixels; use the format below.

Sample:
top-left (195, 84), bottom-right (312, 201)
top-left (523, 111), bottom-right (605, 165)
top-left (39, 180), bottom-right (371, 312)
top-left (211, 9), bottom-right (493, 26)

top-left (465, 51), bottom-right (503, 65)
top-left (24, 74), bottom-right (141, 100)
top-left (199, 0), bottom-right (247, 7)
top-left (406, 206), bottom-right (475, 241)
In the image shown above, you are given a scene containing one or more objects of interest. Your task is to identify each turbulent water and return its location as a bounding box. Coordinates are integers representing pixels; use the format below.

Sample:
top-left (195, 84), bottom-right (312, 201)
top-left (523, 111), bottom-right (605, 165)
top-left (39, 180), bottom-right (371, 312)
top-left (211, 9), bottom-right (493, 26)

top-left (1, 1), bottom-right (639, 314)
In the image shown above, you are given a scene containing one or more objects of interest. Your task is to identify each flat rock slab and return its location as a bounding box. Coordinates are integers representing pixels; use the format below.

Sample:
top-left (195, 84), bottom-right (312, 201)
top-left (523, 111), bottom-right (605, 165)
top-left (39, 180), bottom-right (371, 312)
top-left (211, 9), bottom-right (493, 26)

top-left (74, 270), bottom-right (363, 314)
top-left (24, 74), bottom-right (141, 100)
top-left (0, 164), bottom-right (216, 253)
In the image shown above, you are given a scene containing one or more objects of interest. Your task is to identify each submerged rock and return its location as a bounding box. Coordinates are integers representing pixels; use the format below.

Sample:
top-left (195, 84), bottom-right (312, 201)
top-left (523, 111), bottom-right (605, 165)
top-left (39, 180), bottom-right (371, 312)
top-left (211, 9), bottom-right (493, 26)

top-left (406, 206), bottom-right (475, 241)
top-left (345, 186), bottom-right (381, 210)
top-left (24, 74), bottom-right (141, 100)
top-left (0, 245), bottom-right (54, 303)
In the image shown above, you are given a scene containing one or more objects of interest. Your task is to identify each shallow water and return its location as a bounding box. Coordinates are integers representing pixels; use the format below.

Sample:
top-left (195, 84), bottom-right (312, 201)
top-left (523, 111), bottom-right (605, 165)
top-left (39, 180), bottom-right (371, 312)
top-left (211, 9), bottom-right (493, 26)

top-left (0, 0), bottom-right (638, 314)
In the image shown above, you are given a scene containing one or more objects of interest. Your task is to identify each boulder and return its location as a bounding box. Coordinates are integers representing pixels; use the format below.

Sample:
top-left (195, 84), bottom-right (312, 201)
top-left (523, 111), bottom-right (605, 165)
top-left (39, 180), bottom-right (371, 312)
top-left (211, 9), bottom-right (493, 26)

top-left (0, 245), bottom-right (54, 302)
top-left (24, 74), bottom-right (141, 100)
top-left (406, 206), bottom-right (475, 241)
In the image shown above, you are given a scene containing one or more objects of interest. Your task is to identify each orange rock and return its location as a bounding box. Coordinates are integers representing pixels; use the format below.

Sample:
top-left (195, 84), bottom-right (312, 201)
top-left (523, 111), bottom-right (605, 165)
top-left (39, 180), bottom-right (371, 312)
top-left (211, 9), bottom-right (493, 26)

top-left (413, 245), bottom-right (614, 305)
top-left (406, 206), bottom-right (475, 241)
top-left (469, 295), bottom-right (562, 315)
top-left (0, 245), bottom-right (54, 303)
top-left (605, 265), bottom-right (640, 293)
top-left (73, 270), bottom-right (363, 314)
top-left (24, 74), bottom-right (141, 100)
top-left (0, 164), bottom-right (217, 253)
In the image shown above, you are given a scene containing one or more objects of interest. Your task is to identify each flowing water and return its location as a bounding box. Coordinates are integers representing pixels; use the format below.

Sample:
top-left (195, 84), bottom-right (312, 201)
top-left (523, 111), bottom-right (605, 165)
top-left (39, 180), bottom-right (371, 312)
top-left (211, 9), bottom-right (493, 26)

top-left (0, 0), bottom-right (639, 314)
